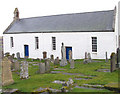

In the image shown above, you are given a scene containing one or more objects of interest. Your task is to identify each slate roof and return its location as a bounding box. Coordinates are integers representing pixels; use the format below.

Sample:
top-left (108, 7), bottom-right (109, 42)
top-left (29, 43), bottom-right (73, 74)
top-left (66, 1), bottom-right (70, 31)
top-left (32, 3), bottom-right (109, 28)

top-left (4, 10), bottom-right (114, 34)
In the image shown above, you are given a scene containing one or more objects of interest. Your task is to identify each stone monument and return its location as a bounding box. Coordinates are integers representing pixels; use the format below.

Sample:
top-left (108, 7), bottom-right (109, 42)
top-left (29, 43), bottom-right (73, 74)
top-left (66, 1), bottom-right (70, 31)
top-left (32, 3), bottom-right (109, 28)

top-left (69, 50), bottom-right (72, 63)
top-left (60, 43), bottom-right (67, 66)
top-left (88, 53), bottom-right (92, 63)
top-left (16, 52), bottom-right (20, 60)
top-left (54, 57), bottom-right (59, 65)
top-left (50, 54), bottom-right (54, 63)
top-left (45, 60), bottom-right (50, 73)
top-left (83, 52), bottom-right (88, 64)
top-left (70, 60), bottom-right (74, 69)
top-left (39, 63), bottom-right (45, 74)
top-left (110, 53), bottom-right (116, 72)
top-left (14, 60), bottom-right (20, 71)
top-left (117, 48), bottom-right (120, 68)
top-left (20, 61), bottom-right (29, 79)
top-left (2, 57), bottom-right (14, 86)
top-left (105, 52), bottom-right (108, 63)
top-left (43, 51), bottom-right (47, 59)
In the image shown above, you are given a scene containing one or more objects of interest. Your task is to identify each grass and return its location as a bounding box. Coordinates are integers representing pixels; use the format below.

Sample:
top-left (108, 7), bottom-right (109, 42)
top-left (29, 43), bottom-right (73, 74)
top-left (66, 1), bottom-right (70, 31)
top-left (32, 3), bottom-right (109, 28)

top-left (3, 59), bottom-right (119, 93)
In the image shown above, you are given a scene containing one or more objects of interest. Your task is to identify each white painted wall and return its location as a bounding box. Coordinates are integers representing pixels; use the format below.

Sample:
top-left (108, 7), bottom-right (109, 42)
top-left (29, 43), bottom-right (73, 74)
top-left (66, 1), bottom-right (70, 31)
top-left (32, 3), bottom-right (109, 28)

top-left (3, 32), bottom-right (116, 59)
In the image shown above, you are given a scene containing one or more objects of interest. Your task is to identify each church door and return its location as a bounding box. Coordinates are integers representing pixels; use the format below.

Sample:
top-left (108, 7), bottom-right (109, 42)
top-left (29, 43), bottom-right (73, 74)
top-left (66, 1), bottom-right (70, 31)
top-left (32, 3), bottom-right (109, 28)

top-left (66, 47), bottom-right (72, 60)
top-left (24, 45), bottom-right (29, 57)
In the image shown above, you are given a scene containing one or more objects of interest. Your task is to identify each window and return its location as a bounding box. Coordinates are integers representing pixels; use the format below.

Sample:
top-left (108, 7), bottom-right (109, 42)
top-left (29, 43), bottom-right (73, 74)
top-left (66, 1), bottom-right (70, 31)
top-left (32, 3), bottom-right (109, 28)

top-left (10, 37), bottom-right (14, 47)
top-left (35, 37), bottom-right (39, 49)
top-left (92, 37), bottom-right (97, 52)
top-left (52, 37), bottom-right (56, 50)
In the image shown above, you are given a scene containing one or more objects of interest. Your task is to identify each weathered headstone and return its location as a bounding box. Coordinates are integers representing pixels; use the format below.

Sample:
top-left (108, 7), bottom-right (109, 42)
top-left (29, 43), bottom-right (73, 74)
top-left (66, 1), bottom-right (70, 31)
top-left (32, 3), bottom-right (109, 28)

top-left (110, 53), bottom-right (116, 72)
top-left (43, 51), bottom-right (47, 59)
top-left (4, 52), bottom-right (10, 57)
top-left (54, 57), bottom-right (59, 65)
top-left (105, 52), bottom-right (108, 63)
top-left (60, 43), bottom-right (67, 66)
top-left (11, 53), bottom-right (15, 59)
top-left (2, 57), bottom-right (14, 86)
top-left (50, 54), bottom-right (54, 63)
top-left (117, 48), bottom-right (120, 68)
top-left (83, 52), bottom-right (88, 64)
top-left (20, 61), bottom-right (29, 79)
top-left (70, 60), bottom-right (74, 69)
top-left (16, 52), bottom-right (20, 60)
top-left (88, 53), bottom-right (92, 63)
top-left (14, 60), bottom-right (20, 71)
top-left (45, 60), bottom-right (50, 73)
top-left (39, 63), bottom-right (45, 74)
top-left (69, 50), bottom-right (72, 63)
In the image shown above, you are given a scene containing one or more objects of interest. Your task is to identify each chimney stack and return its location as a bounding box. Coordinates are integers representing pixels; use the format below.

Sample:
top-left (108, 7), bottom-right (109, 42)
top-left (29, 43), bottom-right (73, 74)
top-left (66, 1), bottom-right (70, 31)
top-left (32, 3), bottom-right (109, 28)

top-left (13, 8), bottom-right (19, 20)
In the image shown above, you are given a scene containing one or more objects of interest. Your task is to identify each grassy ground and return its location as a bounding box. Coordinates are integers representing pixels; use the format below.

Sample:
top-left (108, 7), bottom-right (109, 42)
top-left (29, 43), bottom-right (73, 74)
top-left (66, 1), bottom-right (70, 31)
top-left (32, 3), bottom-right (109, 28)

top-left (3, 59), bottom-right (119, 93)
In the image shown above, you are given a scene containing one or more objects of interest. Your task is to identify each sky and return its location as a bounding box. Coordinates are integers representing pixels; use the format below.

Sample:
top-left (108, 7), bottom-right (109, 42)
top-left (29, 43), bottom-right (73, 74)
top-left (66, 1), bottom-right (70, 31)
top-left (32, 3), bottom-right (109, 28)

top-left (0, 0), bottom-right (119, 35)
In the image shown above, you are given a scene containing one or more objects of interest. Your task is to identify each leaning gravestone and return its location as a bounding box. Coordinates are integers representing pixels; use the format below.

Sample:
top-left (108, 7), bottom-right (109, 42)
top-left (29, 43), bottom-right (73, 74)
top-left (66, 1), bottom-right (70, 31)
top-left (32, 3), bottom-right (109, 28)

top-left (70, 60), bottom-right (74, 69)
top-left (69, 50), bottom-right (72, 63)
top-left (16, 52), bottom-right (20, 60)
top-left (54, 57), bottom-right (59, 65)
top-left (39, 63), bottom-right (45, 74)
top-left (88, 53), bottom-right (92, 63)
top-left (105, 52), bottom-right (108, 63)
top-left (50, 54), bottom-right (54, 63)
top-left (20, 61), bottom-right (29, 79)
top-left (45, 60), bottom-right (50, 73)
top-left (60, 43), bottom-right (67, 66)
top-left (110, 53), bottom-right (116, 72)
top-left (117, 48), bottom-right (120, 68)
top-left (2, 57), bottom-right (14, 86)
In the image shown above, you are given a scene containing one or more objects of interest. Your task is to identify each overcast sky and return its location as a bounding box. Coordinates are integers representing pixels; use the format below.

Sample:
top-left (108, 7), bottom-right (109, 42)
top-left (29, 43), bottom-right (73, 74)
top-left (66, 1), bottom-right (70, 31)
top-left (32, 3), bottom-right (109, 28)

top-left (0, 0), bottom-right (119, 35)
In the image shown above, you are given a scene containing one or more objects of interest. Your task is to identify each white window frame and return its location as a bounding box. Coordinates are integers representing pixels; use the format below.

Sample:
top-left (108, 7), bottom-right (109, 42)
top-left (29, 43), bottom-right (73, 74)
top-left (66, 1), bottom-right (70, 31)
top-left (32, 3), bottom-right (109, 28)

top-left (92, 37), bottom-right (97, 52)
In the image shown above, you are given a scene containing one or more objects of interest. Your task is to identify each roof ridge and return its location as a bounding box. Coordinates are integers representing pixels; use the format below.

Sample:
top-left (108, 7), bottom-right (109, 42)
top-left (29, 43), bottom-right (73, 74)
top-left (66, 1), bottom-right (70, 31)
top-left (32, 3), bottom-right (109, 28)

top-left (20, 9), bottom-right (114, 20)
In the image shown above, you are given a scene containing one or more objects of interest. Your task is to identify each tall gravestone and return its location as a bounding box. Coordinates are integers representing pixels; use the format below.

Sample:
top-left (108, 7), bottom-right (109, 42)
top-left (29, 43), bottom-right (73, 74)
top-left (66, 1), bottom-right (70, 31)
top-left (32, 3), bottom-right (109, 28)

top-left (16, 52), bottom-right (20, 60)
top-left (117, 48), bottom-right (120, 68)
top-left (20, 61), bottom-right (29, 79)
top-left (43, 51), bottom-right (47, 59)
top-left (50, 54), bottom-right (54, 63)
top-left (39, 63), bottom-right (45, 74)
top-left (60, 43), bottom-right (67, 66)
top-left (69, 50), bottom-right (72, 63)
top-left (54, 57), bottom-right (59, 65)
top-left (88, 53), bottom-right (92, 63)
top-left (105, 52), bottom-right (108, 63)
top-left (45, 60), bottom-right (50, 73)
top-left (110, 53), bottom-right (116, 72)
top-left (83, 52), bottom-right (88, 64)
top-left (2, 57), bottom-right (14, 86)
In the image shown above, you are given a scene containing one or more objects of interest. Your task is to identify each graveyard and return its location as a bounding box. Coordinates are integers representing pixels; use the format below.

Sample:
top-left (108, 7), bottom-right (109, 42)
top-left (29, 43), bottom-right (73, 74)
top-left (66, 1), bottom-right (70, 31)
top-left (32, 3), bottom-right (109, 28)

top-left (2, 56), bottom-right (120, 93)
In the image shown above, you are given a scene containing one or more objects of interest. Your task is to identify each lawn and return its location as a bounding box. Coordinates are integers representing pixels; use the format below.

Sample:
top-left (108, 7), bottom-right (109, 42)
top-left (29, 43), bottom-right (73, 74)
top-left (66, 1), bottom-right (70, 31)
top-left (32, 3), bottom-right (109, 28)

top-left (3, 59), bottom-right (120, 93)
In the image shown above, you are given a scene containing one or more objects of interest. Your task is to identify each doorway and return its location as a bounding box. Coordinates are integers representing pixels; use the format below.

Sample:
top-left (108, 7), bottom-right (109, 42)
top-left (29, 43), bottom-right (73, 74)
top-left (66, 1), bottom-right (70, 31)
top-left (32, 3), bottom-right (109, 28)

top-left (66, 47), bottom-right (72, 60)
top-left (24, 45), bottom-right (29, 57)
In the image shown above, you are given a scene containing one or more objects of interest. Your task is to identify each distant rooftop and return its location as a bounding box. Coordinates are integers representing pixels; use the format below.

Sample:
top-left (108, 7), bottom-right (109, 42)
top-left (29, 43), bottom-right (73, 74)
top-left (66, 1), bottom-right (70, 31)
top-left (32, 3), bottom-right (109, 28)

top-left (4, 10), bottom-right (114, 34)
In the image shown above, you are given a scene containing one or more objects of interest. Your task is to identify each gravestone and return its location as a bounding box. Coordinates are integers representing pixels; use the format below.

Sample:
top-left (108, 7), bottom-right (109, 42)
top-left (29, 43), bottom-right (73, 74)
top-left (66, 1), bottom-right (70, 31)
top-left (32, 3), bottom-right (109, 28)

top-left (69, 50), bottom-right (72, 63)
top-left (45, 60), bottom-right (50, 73)
top-left (105, 52), bottom-right (108, 63)
top-left (43, 51), bottom-right (47, 59)
top-left (54, 57), bottom-right (59, 65)
top-left (110, 53), bottom-right (116, 72)
top-left (2, 57), bottom-right (14, 86)
top-left (60, 43), bottom-right (67, 66)
top-left (16, 52), bottom-right (20, 60)
top-left (50, 54), bottom-right (54, 63)
top-left (88, 53), bottom-right (92, 63)
top-left (11, 53), bottom-right (15, 59)
top-left (83, 52), bottom-right (88, 64)
top-left (4, 52), bottom-right (10, 57)
top-left (117, 48), bottom-right (120, 68)
top-left (39, 63), bottom-right (45, 74)
top-left (20, 61), bottom-right (29, 79)
top-left (14, 60), bottom-right (20, 71)
top-left (70, 60), bottom-right (74, 69)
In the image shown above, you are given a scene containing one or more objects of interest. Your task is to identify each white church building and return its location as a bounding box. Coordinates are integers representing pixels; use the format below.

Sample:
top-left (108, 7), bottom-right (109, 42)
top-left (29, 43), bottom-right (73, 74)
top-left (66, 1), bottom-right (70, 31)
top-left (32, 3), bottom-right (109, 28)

top-left (3, 7), bottom-right (119, 60)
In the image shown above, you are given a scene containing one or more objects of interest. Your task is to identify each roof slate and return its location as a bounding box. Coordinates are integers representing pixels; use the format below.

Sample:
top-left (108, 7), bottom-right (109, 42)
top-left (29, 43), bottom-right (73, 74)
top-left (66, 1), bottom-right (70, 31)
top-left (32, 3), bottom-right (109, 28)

top-left (4, 10), bottom-right (114, 34)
